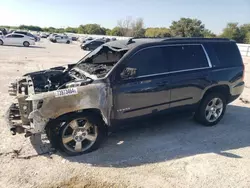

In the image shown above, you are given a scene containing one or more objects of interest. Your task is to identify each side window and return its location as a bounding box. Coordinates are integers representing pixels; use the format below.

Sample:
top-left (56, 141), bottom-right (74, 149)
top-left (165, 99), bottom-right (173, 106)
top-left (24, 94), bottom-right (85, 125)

top-left (164, 45), bottom-right (209, 72)
top-left (95, 41), bottom-right (103, 46)
top-left (127, 47), bottom-right (167, 76)
top-left (6, 35), bottom-right (13, 38)
top-left (15, 32), bottom-right (25, 35)
top-left (12, 34), bottom-right (24, 38)
top-left (212, 43), bottom-right (242, 67)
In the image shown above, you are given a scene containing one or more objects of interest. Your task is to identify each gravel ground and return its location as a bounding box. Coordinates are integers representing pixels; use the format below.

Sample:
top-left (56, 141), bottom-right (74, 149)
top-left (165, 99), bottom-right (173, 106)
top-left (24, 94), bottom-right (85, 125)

top-left (0, 40), bottom-right (250, 188)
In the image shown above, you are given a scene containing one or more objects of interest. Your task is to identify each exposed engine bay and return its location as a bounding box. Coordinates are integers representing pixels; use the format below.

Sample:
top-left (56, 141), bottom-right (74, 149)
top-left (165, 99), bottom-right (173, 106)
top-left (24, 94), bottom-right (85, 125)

top-left (23, 45), bottom-right (128, 93)
top-left (7, 43), bottom-right (128, 136)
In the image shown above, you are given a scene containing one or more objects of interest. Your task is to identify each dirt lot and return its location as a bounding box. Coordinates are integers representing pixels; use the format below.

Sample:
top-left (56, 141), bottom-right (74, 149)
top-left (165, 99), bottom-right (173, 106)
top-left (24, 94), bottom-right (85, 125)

top-left (0, 40), bottom-right (250, 188)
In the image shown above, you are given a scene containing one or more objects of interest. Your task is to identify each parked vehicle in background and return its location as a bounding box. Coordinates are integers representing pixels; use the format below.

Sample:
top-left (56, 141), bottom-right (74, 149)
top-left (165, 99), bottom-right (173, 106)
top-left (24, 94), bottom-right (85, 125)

top-left (6, 38), bottom-right (244, 156)
top-left (111, 37), bottom-right (117, 41)
top-left (71, 36), bottom-right (78, 41)
top-left (0, 33), bottom-right (35, 47)
top-left (104, 38), bottom-right (111, 42)
top-left (80, 39), bottom-right (105, 51)
top-left (40, 33), bottom-right (48, 38)
top-left (12, 31), bottom-right (40, 42)
top-left (0, 28), bottom-right (8, 35)
top-left (81, 37), bottom-right (94, 43)
top-left (50, 35), bottom-right (71, 44)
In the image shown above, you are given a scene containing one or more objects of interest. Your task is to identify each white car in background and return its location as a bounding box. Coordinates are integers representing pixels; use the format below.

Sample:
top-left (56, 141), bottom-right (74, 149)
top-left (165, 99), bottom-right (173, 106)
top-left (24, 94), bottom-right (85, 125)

top-left (50, 35), bottom-right (71, 44)
top-left (0, 33), bottom-right (35, 47)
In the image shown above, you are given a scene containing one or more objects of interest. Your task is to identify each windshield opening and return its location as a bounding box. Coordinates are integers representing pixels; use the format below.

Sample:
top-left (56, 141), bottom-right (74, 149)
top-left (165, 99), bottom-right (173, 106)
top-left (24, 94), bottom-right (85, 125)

top-left (73, 45), bottom-right (128, 78)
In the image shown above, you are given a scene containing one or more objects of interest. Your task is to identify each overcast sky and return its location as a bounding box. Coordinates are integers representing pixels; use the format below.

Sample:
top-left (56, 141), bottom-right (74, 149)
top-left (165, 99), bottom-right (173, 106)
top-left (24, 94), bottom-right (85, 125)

top-left (1, 0), bottom-right (250, 34)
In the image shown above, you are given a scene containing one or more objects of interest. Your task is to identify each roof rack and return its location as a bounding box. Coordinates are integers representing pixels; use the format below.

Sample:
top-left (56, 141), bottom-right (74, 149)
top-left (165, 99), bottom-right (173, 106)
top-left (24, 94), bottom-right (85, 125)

top-left (162, 37), bottom-right (230, 42)
top-left (127, 37), bottom-right (164, 44)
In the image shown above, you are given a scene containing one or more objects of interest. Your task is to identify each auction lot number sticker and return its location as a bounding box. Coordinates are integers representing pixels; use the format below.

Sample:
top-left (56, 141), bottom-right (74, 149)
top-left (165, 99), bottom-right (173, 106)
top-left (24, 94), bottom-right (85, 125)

top-left (54, 88), bottom-right (78, 97)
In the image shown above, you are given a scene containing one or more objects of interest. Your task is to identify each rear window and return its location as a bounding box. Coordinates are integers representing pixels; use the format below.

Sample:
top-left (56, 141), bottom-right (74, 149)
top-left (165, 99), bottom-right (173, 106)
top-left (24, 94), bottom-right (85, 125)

top-left (212, 42), bottom-right (243, 67)
top-left (26, 33), bottom-right (34, 37)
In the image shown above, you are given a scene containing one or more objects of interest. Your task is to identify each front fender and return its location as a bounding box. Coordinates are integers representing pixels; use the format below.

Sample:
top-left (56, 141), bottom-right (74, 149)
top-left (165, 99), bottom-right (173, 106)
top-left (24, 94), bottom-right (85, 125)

top-left (27, 83), bottom-right (112, 125)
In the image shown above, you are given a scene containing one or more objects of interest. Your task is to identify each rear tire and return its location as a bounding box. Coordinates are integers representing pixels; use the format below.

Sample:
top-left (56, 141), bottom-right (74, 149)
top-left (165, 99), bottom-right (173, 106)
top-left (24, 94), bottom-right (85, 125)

top-left (66, 40), bottom-right (70, 44)
top-left (0, 39), bottom-right (3, 45)
top-left (194, 93), bottom-right (226, 126)
top-left (46, 112), bottom-right (107, 156)
top-left (23, 41), bottom-right (30, 47)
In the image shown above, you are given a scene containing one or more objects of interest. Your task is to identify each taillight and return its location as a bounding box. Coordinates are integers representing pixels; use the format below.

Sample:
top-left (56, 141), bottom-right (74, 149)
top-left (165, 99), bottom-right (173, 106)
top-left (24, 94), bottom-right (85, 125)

top-left (243, 63), bottom-right (245, 81)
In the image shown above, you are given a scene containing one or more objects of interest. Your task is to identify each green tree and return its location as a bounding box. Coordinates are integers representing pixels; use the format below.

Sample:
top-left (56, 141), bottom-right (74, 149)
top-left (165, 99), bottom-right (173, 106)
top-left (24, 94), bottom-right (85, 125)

top-left (77, 25), bottom-right (86, 34)
top-left (245, 32), bottom-right (250, 44)
top-left (55, 28), bottom-right (65, 33)
top-left (170, 18), bottom-right (205, 37)
top-left (43, 27), bottom-right (56, 33)
top-left (239, 24), bottom-right (250, 43)
top-left (145, 28), bottom-right (171, 37)
top-left (65, 27), bottom-right (77, 33)
top-left (81, 24), bottom-right (106, 35)
top-left (19, 25), bottom-right (42, 31)
top-left (101, 27), bottom-right (110, 35)
top-left (202, 29), bottom-right (216, 38)
top-left (105, 28), bottom-right (112, 35)
top-left (220, 23), bottom-right (242, 42)
top-left (109, 27), bottom-right (123, 36)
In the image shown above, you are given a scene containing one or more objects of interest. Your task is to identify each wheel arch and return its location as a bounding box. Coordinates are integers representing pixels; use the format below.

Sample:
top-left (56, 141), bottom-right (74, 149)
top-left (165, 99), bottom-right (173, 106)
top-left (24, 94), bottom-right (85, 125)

top-left (201, 84), bottom-right (231, 103)
top-left (45, 108), bottom-right (109, 129)
top-left (23, 41), bottom-right (30, 46)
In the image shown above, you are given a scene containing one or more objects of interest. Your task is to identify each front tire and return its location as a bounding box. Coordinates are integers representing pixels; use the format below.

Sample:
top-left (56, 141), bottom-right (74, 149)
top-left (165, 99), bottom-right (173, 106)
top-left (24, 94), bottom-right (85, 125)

top-left (66, 40), bottom-right (70, 44)
top-left (194, 93), bottom-right (226, 126)
top-left (47, 112), bottom-right (107, 156)
top-left (0, 39), bottom-right (3, 45)
top-left (23, 41), bottom-right (30, 47)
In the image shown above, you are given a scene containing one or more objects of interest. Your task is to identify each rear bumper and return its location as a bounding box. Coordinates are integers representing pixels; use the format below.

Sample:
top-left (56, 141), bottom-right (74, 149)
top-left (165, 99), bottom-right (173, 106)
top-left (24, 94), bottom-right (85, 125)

top-left (228, 81), bottom-right (245, 103)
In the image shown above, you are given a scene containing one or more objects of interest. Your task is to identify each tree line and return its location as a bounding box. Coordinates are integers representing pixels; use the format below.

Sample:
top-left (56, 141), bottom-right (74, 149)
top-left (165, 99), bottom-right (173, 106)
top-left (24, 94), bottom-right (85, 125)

top-left (1, 17), bottom-right (250, 43)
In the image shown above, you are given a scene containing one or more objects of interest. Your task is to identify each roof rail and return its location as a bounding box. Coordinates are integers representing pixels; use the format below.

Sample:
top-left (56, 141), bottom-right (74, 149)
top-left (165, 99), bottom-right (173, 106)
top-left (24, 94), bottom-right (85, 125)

top-left (162, 37), bottom-right (230, 42)
top-left (127, 37), bottom-right (164, 44)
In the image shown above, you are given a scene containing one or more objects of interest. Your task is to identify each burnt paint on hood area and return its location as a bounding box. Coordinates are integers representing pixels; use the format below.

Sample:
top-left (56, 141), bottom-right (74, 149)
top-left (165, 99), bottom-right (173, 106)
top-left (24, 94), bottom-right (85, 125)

top-left (24, 44), bottom-right (128, 93)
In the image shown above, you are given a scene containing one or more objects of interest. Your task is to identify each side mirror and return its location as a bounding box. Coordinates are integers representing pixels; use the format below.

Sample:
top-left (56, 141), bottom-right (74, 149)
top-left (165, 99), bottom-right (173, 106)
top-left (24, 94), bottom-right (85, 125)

top-left (120, 67), bottom-right (137, 79)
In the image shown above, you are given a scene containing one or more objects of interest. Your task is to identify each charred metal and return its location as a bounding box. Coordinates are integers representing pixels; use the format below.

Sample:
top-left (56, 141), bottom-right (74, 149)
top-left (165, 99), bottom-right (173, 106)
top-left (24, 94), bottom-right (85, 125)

top-left (7, 43), bottom-right (127, 136)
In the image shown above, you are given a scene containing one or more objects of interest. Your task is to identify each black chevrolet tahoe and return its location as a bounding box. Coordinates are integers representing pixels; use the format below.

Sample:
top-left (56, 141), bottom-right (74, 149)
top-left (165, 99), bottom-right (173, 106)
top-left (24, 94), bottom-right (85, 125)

top-left (7, 38), bottom-right (245, 155)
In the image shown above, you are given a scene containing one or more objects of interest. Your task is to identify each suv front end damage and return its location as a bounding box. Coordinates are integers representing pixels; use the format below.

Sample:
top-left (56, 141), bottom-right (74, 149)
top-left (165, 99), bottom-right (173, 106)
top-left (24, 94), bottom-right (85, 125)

top-left (7, 76), bottom-right (49, 136)
top-left (7, 72), bottom-right (112, 137)
top-left (6, 43), bottom-right (127, 137)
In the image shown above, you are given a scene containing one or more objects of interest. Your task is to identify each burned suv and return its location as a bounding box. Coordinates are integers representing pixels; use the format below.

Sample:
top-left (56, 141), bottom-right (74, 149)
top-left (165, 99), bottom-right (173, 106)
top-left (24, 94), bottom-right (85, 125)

top-left (7, 38), bottom-right (244, 156)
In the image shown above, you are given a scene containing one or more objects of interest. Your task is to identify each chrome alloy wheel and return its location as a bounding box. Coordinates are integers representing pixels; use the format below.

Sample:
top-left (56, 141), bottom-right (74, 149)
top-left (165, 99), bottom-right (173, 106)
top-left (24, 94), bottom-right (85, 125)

top-left (205, 98), bottom-right (223, 122)
top-left (61, 118), bottom-right (98, 153)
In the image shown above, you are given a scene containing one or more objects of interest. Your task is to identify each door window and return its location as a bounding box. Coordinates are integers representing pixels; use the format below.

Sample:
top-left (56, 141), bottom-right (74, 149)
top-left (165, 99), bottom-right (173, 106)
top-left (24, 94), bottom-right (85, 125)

top-left (12, 34), bottom-right (24, 38)
top-left (126, 47), bottom-right (168, 77)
